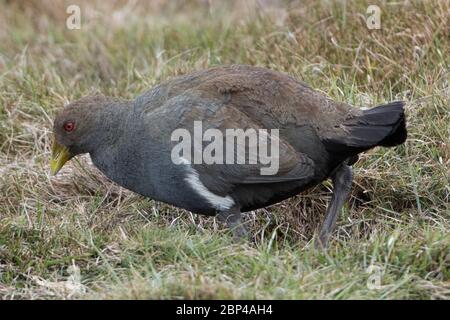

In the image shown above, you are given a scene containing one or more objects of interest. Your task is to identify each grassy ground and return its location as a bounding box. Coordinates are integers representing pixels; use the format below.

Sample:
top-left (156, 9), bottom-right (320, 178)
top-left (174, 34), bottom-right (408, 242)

top-left (0, 0), bottom-right (448, 299)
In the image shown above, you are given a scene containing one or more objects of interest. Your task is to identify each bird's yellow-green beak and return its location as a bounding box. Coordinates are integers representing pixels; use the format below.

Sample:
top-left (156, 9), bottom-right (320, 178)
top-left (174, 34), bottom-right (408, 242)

top-left (50, 138), bottom-right (71, 175)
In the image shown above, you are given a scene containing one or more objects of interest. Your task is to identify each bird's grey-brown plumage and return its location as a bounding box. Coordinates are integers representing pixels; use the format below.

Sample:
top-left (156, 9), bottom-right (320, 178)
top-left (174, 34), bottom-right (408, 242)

top-left (52, 65), bottom-right (407, 246)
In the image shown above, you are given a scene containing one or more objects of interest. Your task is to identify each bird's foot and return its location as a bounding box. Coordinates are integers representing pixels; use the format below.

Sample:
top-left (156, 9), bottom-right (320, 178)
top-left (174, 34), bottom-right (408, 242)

top-left (230, 223), bottom-right (249, 242)
top-left (314, 233), bottom-right (330, 250)
top-left (316, 164), bottom-right (353, 249)
top-left (218, 208), bottom-right (249, 242)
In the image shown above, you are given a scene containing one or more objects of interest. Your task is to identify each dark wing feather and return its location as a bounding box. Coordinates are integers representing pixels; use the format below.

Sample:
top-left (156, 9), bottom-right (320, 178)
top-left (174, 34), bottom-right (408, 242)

top-left (169, 92), bottom-right (315, 195)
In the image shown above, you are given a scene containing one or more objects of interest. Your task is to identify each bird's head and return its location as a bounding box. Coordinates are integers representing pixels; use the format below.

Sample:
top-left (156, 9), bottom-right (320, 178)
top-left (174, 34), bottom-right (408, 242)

top-left (50, 94), bottom-right (121, 175)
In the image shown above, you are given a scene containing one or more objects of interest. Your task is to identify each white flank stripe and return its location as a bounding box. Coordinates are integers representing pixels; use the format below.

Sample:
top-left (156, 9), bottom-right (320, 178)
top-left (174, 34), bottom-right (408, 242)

top-left (179, 157), bottom-right (234, 211)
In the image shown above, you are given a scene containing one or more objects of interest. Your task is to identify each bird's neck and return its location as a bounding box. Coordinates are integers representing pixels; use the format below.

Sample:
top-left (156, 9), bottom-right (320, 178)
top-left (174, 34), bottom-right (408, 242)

top-left (94, 100), bottom-right (133, 146)
top-left (88, 100), bottom-right (142, 185)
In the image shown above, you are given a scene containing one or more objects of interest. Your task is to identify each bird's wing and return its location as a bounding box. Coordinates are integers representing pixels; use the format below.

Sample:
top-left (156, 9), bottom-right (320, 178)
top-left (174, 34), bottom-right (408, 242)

top-left (168, 91), bottom-right (316, 195)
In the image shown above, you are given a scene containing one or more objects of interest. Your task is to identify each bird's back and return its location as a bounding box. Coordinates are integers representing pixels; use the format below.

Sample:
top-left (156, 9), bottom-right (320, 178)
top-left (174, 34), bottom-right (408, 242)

top-left (135, 65), bottom-right (355, 130)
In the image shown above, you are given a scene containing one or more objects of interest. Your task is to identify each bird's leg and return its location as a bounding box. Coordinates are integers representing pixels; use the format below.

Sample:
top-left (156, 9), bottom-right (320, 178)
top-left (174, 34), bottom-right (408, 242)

top-left (316, 164), bottom-right (353, 248)
top-left (217, 206), bottom-right (248, 241)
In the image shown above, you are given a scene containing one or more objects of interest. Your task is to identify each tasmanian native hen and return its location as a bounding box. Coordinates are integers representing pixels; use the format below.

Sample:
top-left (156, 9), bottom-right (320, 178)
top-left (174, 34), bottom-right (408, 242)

top-left (51, 65), bottom-right (407, 246)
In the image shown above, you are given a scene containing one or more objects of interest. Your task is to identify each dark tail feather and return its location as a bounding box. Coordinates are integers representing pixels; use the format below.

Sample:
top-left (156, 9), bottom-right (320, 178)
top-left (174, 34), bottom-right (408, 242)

top-left (323, 101), bottom-right (407, 158)
top-left (375, 103), bottom-right (407, 147)
top-left (347, 101), bottom-right (407, 148)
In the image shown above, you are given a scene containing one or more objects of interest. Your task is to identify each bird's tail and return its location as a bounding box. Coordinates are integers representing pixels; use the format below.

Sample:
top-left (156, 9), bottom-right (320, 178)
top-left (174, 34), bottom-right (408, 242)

top-left (323, 101), bottom-right (407, 158)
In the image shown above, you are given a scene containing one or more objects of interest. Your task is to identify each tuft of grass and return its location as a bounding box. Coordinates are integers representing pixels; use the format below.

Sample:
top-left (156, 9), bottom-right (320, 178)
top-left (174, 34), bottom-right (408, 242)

top-left (0, 0), bottom-right (449, 299)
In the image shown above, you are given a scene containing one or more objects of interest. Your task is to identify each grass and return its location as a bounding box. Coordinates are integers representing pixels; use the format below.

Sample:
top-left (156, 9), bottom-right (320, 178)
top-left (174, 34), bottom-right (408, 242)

top-left (0, 0), bottom-right (449, 299)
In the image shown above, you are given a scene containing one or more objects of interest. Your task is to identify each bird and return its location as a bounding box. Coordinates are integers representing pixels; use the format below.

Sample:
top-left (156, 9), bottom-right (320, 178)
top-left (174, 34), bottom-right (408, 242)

top-left (51, 65), bottom-right (407, 247)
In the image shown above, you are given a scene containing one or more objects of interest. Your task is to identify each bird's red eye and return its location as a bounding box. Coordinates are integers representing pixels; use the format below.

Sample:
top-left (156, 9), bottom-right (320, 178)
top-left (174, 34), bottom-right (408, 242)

top-left (63, 121), bottom-right (75, 132)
